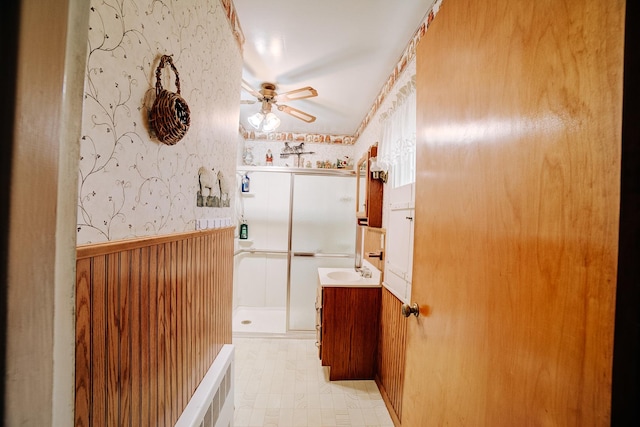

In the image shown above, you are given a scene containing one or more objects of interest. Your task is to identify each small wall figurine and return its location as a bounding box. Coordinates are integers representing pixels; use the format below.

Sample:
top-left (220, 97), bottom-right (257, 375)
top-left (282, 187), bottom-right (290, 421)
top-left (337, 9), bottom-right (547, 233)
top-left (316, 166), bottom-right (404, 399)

top-left (217, 170), bottom-right (230, 207)
top-left (197, 166), bottom-right (230, 207)
top-left (242, 147), bottom-right (254, 166)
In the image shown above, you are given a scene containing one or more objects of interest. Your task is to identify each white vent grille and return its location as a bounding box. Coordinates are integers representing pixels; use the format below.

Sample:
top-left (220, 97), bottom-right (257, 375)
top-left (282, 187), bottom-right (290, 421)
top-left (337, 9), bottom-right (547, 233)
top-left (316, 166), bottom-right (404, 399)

top-left (176, 344), bottom-right (234, 427)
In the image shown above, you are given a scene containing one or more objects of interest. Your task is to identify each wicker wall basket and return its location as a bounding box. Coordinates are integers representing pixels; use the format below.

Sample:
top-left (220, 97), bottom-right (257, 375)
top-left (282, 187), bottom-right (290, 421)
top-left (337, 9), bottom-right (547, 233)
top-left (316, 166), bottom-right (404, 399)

top-left (149, 55), bottom-right (191, 145)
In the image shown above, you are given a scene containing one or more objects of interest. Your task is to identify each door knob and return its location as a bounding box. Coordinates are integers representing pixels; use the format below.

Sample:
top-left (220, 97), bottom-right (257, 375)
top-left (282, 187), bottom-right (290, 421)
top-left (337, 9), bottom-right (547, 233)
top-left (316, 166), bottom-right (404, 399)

top-left (401, 302), bottom-right (419, 317)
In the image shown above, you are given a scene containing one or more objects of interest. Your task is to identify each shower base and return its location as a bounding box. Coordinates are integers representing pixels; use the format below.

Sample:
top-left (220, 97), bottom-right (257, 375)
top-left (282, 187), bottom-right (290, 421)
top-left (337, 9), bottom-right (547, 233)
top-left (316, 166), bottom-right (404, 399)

top-left (232, 306), bottom-right (314, 338)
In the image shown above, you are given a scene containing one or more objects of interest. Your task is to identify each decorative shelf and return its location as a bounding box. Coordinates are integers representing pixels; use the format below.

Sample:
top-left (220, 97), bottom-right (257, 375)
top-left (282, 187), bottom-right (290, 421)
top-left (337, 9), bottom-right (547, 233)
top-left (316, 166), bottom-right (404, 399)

top-left (236, 165), bottom-right (356, 176)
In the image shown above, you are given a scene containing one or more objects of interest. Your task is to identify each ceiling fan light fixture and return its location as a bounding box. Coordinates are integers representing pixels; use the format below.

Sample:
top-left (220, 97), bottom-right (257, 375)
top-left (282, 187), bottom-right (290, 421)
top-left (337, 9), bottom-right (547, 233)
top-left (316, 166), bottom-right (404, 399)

top-left (248, 111), bottom-right (265, 129)
top-left (241, 80), bottom-right (317, 130)
top-left (262, 112), bottom-right (281, 132)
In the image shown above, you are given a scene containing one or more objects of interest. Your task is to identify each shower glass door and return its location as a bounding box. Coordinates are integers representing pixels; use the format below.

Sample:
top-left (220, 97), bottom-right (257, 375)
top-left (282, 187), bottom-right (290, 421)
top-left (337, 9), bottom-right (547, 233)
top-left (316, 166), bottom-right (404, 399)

top-left (234, 171), bottom-right (291, 334)
top-left (288, 174), bottom-right (356, 331)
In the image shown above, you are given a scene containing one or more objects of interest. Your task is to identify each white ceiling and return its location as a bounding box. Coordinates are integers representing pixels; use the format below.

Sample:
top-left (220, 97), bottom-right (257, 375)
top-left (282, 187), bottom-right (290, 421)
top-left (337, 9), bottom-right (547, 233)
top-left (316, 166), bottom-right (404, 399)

top-left (234, 0), bottom-right (436, 137)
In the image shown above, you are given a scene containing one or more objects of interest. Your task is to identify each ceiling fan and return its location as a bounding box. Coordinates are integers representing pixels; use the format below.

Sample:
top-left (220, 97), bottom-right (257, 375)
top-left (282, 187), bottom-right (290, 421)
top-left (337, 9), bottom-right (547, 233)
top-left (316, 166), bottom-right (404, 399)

top-left (241, 80), bottom-right (318, 131)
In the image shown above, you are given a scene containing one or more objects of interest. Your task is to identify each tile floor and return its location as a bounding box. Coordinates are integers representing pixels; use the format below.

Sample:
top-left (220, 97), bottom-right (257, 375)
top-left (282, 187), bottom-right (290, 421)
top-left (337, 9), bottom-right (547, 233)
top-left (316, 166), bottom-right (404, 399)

top-left (233, 337), bottom-right (394, 427)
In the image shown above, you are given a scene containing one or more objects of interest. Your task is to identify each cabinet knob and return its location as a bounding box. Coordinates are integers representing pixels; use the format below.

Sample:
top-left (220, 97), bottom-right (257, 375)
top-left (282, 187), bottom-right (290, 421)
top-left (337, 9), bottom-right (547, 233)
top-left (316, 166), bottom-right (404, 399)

top-left (401, 302), bottom-right (420, 318)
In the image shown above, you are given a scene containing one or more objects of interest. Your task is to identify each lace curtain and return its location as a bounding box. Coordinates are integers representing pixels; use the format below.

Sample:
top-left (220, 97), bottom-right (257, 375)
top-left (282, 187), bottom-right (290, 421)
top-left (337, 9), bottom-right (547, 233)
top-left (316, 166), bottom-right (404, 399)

top-left (374, 75), bottom-right (416, 188)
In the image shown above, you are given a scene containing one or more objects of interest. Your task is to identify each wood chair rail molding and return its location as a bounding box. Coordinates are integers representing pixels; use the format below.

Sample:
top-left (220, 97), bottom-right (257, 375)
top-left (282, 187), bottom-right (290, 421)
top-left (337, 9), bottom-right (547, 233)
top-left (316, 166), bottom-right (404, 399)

top-left (76, 226), bottom-right (234, 259)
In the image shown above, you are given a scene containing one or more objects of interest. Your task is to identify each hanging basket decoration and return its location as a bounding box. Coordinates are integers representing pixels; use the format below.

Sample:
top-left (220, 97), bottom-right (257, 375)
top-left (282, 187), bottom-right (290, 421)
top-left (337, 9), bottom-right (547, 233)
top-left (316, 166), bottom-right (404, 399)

top-left (149, 55), bottom-right (191, 145)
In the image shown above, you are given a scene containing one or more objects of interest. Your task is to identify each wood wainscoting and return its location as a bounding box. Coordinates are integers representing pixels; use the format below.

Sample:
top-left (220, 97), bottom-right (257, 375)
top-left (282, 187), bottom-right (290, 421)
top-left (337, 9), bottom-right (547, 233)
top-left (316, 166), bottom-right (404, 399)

top-left (376, 286), bottom-right (408, 426)
top-left (74, 227), bottom-right (234, 427)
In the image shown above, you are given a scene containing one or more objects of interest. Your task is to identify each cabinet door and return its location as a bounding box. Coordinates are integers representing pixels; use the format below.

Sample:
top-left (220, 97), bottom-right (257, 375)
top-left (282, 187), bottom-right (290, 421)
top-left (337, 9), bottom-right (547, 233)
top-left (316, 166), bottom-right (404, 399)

top-left (384, 183), bottom-right (415, 301)
top-left (366, 146), bottom-right (384, 227)
top-left (356, 154), bottom-right (367, 218)
top-left (356, 145), bottom-right (384, 227)
top-left (321, 286), bottom-right (380, 380)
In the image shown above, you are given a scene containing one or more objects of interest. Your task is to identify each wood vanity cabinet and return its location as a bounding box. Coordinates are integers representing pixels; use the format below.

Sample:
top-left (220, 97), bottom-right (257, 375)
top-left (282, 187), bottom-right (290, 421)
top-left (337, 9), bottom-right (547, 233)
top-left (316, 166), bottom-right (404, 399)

top-left (356, 145), bottom-right (383, 228)
top-left (316, 284), bottom-right (381, 380)
top-left (315, 284), bottom-right (323, 359)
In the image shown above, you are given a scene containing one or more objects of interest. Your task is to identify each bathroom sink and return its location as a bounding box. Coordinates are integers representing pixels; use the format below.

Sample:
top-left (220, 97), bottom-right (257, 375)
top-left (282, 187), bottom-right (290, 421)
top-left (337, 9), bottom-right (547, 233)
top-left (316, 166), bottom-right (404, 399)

top-left (318, 263), bottom-right (381, 288)
top-left (326, 270), bottom-right (362, 282)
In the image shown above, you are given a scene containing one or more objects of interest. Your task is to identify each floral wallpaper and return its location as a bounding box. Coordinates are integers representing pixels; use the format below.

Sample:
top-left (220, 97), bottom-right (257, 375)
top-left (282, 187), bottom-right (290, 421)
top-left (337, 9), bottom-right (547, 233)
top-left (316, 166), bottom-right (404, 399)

top-left (77, 0), bottom-right (243, 245)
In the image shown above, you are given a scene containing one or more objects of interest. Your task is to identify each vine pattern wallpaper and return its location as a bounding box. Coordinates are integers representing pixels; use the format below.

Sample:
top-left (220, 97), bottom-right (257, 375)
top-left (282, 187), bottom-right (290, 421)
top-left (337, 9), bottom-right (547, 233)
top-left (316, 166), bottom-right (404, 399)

top-left (77, 0), bottom-right (243, 245)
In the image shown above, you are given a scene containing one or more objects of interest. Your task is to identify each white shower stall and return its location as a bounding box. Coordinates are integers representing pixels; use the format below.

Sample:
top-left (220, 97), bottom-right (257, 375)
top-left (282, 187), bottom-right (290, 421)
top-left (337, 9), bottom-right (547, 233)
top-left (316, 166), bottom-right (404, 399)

top-left (233, 167), bottom-right (356, 335)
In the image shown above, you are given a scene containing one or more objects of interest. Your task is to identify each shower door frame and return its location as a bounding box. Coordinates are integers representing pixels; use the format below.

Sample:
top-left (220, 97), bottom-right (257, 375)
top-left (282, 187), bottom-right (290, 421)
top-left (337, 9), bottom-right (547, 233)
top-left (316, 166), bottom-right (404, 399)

top-left (236, 166), bottom-right (356, 334)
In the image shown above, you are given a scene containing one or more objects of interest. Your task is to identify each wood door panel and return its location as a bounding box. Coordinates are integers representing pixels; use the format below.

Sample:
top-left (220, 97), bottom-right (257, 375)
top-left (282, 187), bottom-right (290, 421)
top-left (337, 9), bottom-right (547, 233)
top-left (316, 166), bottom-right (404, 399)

top-left (402, 0), bottom-right (624, 425)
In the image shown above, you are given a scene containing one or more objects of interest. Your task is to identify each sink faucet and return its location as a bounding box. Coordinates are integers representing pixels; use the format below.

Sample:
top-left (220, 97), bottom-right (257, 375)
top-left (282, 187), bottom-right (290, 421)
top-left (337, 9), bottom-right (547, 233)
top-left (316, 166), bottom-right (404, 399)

top-left (360, 266), bottom-right (372, 278)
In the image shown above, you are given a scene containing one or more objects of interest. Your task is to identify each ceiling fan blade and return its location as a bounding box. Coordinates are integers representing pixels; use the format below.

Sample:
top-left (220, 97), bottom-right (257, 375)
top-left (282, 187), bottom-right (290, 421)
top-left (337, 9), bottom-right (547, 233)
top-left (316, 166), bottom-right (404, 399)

top-left (240, 99), bottom-right (257, 104)
top-left (277, 104), bottom-right (316, 123)
top-left (241, 79), bottom-right (263, 100)
top-left (276, 86), bottom-right (318, 102)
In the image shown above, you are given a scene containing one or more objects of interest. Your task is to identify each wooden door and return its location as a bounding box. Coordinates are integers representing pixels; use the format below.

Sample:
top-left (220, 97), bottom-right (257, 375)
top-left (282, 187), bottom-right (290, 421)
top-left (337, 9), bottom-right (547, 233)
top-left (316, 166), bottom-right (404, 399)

top-left (402, 0), bottom-right (624, 425)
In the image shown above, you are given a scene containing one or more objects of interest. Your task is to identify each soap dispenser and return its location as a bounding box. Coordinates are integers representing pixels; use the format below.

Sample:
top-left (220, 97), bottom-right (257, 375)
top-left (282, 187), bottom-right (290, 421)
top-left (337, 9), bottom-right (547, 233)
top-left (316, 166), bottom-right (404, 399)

top-left (241, 173), bottom-right (250, 193)
top-left (239, 218), bottom-right (248, 240)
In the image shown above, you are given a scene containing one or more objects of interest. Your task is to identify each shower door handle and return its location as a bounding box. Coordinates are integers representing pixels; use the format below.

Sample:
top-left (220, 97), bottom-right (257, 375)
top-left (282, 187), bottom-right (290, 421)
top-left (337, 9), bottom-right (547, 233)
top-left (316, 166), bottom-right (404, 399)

top-left (292, 252), bottom-right (353, 258)
top-left (294, 252), bottom-right (316, 257)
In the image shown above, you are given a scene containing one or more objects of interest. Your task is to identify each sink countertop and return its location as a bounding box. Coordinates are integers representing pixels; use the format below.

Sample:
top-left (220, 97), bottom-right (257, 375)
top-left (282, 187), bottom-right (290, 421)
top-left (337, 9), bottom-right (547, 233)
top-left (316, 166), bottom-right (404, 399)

top-left (317, 260), bottom-right (381, 288)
